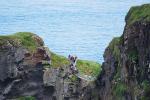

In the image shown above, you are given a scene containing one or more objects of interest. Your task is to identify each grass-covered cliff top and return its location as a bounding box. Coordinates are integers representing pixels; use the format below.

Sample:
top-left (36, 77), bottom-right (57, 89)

top-left (0, 32), bottom-right (101, 77)
top-left (50, 51), bottom-right (101, 77)
top-left (126, 4), bottom-right (150, 25)
top-left (0, 32), bottom-right (44, 51)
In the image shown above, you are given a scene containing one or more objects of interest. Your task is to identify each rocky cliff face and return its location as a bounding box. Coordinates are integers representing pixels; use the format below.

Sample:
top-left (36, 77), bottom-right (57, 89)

top-left (95, 4), bottom-right (150, 100)
top-left (0, 33), bottom-right (54, 100)
top-left (1, 4), bottom-right (150, 100)
top-left (0, 32), bottom-right (95, 100)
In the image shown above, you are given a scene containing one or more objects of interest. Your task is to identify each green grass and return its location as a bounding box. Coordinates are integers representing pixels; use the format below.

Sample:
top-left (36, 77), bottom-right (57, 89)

top-left (108, 37), bottom-right (128, 99)
top-left (141, 80), bottom-right (150, 100)
top-left (77, 59), bottom-right (101, 77)
top-left (49, 51), bottom-right (101, 77)
top-left (126, 4), bottom-right (150, 25)
top-left (0, 32), bottom-right (43, 52)
top-left (0, 32), bottom-right (101, 77)
top-left (0, 35), bottom-right (19, 47)
top-left (70, 74), bottom-right (78, 82)
top-left (108, 37), bottom-right (122, 60)
top-left (128, 49), bottom-right (138, 62)
top-left (17, 96), bottom-right (35, 100)
top-left (142, 80), bottom-right (150, 91)
top-left (113, 82), bottom-right (127, 99)
top-left (50, 51), bottom-right (70, 68)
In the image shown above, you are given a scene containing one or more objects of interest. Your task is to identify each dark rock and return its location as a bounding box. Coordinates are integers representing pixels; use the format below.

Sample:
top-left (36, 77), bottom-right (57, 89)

top-left (0, 36), bottom-right (90, 100)
top-left (91, 4), bottom-right (150, 100)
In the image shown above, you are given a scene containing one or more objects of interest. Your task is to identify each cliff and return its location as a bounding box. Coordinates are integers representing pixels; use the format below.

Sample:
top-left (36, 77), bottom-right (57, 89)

top-left (0, 32), bottom-right (100, 100)
top-left (0, 3), bottom-right (150, 100)
top-left (95, 4), bottom-right (150, 100)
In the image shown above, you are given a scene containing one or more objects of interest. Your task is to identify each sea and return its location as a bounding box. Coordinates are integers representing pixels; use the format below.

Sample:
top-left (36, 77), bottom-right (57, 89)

top-left (0, 0), bottom-right (149, 63)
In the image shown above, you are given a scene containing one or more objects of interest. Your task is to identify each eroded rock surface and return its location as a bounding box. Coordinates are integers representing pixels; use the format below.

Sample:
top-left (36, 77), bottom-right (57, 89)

top-left (0, 34), bottom-right (53, 100)
top-left (0, 33), bottom-right (92, 100)
top-left (89, 4), bottom-right (150, 100)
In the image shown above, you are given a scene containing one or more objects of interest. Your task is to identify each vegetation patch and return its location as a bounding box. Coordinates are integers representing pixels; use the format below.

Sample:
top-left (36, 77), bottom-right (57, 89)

top-left (113, 68), bottom-right (121, 81)
top-left (113, 82), bottom-right (127, 99)
top-left (49, 51), bottom-right (101, 77)
top-left (108, 37), bottom-right (127, 99)
top-left (108, 37), bottom-right (122, 85)
top-left (77, 59), bottom-right (101, 77)
top-left (0, 32), bottom-right (43, 52)
top-left (141, 80), bottom-right (150, 100)
top-left (0, 32), bottom-right (101, 77)
top-left (108, 37), bottom-right (122, 61)
top-left (70, 74), bottom-right (78, 82)
top-left (17, 96), bottom-right (35, 100)
top-left (126, 4), bottom-right (150, 25)
top-left (50, 51), bottom-right (70, 68)
top-left (128, 49), bottom-right (138, 62)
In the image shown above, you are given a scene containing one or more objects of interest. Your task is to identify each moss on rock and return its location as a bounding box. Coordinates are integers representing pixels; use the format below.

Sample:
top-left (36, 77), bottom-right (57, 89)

top-left (50, 51), bottom-right (101, 77)
top-left (17, 96), bottom-right (35, 100)
top-left (77, 59), bottom-right (101, 77)
top-left (50, 51), bottom-right (70, 68)
top-left (113, 82), bottom-right (128, 100)
top-left (141, 80), bottom-right (150, 100)
top-left (0, 32), bottom-right (44, 52)
top-left (108, 37), bottom-right (122, 61)
top-left (126, 4), bottom-right (150, 25)
top-left (128, 49), bottom-right (138, 62)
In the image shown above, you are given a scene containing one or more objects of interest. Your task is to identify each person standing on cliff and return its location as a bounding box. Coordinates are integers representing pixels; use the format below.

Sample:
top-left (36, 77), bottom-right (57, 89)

top-left (68, 55), bottom-right (78, 74)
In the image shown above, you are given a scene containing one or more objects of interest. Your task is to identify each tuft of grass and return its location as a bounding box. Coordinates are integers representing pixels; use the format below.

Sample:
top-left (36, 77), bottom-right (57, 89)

top-left (14, 32), bottom-right (43, 51)
top-left (17, 96), bottom-right (35, 100)
top-left (141, 80), bottom-right (150, 100)
top-left (128, 49), bottom-right (138, 62)
top-left (108, 37), bottom-right (121, 60)
top-left (126, 4), bottom-right (150, 25)
top-left (0, 35), bottom-right (19, 47)
top-left (50, 52), bottom-right (70, 68)
top-left (77, 59), bottom-right (101, 77)
top-left (142, 80), bottom-right (150, 92)
top-left (113, 82), bottom-right (127, 99)
top-left (70, 74), bottom-right (78, 82)
top-left (0, 32), bottom-right (43, 52)
top-left (108, 37), bottom-right (123, 83)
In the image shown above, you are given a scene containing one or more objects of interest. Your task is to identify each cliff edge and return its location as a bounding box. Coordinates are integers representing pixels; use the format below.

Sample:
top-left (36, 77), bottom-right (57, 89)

top-left (0, 32), bottom-right (100, 100)
top-left (0, 3), bottom-right (150, 100)
top-left (95, 4), bottom-right (150, 100)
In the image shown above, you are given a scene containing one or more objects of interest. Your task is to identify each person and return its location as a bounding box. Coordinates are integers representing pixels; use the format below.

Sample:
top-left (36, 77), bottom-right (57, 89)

top-left (68, 55), bottom-right (78, 73)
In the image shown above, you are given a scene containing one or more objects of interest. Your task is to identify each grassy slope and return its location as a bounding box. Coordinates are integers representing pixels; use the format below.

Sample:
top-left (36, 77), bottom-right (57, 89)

top-left (126, 4), bottom-right (150, 25)
top-left (0, 32), bottom-right (101, 77)
top-left (50, 51), bottom-right (101, 77)
top-left (0, 32), bottom-right (42, 51)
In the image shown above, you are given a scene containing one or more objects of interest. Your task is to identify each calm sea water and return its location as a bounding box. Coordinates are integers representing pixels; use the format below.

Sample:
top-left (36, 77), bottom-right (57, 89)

top-left (0, 0), bottom-right (149, 63)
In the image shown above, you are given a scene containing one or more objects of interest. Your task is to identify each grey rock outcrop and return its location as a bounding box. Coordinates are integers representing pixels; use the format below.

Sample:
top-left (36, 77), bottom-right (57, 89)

top-left (0, 34), bottom-right (53, 100)
top-left (0, 33), bottom-right (92, 100)
top-left (90, 4), bottom-right (150, 100)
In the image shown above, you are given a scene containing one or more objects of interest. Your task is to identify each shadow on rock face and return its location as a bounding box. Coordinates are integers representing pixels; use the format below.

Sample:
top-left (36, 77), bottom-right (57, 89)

top-left (44, 86), bottom-right (55, 96)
